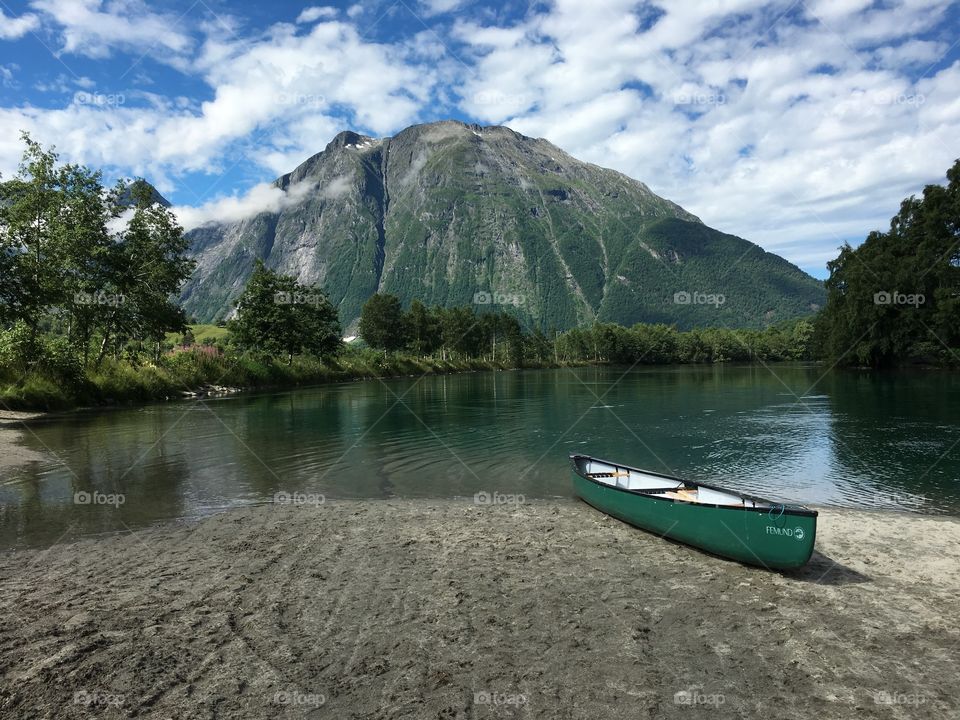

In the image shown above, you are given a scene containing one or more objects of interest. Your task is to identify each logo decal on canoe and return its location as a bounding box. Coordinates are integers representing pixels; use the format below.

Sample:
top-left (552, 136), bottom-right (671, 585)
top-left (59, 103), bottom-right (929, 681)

top-left (765, 525), bottom-right (807, 541)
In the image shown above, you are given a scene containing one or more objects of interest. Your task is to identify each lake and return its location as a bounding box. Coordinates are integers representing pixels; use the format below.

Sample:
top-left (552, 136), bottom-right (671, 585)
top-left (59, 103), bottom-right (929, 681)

top-left (2, 364), bottom-right (958, 549)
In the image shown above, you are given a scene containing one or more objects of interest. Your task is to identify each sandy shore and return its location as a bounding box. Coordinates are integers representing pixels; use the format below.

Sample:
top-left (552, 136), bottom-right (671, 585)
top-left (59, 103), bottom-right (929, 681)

top-left (0, 411), bottom-right (47, 471)
top-left (0, 500), bottom-right (957, 719)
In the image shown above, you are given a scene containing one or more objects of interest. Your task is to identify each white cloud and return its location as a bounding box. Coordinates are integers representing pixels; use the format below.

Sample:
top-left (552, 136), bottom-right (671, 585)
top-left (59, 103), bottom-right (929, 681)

top-left (804, 0), bottom-right (873, 23)
top-left (873, 39), bottom-right (948, 68)
top-left (257, 114), bottom-right (342, 176)
top-left (0, 9), bottom-right (39, 40)
top-left (173, 179), bottom-right (319, 230)
top-left (173, 171), bottom-right (356, 229)
top-left (30, 0), bottom-right (193, 62)
top-left (320, 174), bottom-right (353, 200)
top-left (419, 0), bottom-right (471, 16)
top-left (296, 6), bottom-right (338, 23)
top-left (33, 73), bottom-right (95, 94)
top-left (0, 15), bottom-right (436, 184)
top-left (0, 64), bottom-right (17, 88)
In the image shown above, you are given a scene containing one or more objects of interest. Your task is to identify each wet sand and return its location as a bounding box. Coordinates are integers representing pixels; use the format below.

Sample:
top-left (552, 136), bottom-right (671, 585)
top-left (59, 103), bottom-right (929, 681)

top-left (0, 411), bottom-right (47, 471)
top-left (0, 500), bottom-right (957, 719)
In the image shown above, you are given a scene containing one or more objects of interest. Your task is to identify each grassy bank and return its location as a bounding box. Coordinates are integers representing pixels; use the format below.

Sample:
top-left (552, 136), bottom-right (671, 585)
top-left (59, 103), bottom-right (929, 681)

top-left (1, 317), bottom-right (825, 413)
top-left (0, 346), bottom-right (554, 412)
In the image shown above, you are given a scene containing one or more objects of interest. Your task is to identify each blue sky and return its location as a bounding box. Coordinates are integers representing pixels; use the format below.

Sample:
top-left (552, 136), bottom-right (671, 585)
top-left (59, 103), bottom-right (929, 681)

top-left (1, 0), bottom-right (959, 278)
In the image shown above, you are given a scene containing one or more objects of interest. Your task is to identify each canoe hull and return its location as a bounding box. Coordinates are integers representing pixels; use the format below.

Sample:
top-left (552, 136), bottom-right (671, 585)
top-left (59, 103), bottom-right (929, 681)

top-left (572, 471), bottom-right (817, 570)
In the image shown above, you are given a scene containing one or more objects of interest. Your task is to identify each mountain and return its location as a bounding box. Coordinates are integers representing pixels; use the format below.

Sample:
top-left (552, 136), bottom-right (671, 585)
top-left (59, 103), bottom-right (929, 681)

top-left (179, 120), bottom-right (823, 330)
top-left (117, 178), bottom-right (171, 208)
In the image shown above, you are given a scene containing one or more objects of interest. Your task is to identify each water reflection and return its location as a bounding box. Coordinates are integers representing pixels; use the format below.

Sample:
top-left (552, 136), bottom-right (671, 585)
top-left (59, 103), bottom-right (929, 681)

top-left (1, 365), bottom-right (958, 548)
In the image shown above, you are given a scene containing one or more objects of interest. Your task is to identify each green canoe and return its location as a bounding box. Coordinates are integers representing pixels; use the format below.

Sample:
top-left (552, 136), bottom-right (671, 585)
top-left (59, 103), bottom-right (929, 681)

top-left (570, 454), bottom-right (817, 570)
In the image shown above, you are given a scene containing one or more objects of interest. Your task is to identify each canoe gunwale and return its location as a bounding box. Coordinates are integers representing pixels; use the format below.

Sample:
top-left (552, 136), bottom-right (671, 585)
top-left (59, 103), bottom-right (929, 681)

top-left (569, 453), bottom-right (818, 519)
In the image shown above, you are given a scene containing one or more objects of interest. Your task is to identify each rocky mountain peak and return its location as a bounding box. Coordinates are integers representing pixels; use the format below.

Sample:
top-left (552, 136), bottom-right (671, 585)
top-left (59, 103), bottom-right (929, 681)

top-left (180, 120), bottom-right (824, 331)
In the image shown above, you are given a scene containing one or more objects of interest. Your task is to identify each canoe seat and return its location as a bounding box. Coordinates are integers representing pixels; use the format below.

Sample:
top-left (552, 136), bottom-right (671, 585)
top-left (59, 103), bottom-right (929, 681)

top-left (653, 487), bottom-right (699, 502)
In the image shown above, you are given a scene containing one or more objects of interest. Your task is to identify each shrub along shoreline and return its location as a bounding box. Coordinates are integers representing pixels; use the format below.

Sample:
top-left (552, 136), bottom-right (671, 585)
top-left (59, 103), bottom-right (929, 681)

top-left (0, 347), bottom-right (569, 412)
top-left (2, 311), bottom-right (821, 413)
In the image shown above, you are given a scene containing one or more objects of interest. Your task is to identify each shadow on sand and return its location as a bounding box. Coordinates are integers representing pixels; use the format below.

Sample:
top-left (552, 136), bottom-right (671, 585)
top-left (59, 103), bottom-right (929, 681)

top-left (780, 550), bottom-right (871, 585)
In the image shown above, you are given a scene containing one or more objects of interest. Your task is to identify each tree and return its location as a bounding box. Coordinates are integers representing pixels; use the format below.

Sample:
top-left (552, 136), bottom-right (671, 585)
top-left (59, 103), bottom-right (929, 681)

top-left (440, 306), bottom-right (484, 359)
top-left (59, 160), bottom-right (112, 357)
top-left (632, 323), bottom-right (679, 364)
top-left (475, 311), bottom-right (525, 365)
top-left (0, 138), bottom-right (194, 365)
top-left (0, 242), bottom-right (24, 328)
top-left (405, 299), bottom-right (441, 356)
top-left (229, 261), bottom-right (341, 362)
top-left (97, 180), bottom-right (195, 362)
top-left (526, 328), bottom-right (553, 363)
top-left (0, 135), bottom-right (76, 335)
top-left (480, 312), bottom-right (500, 361)
top-left (556, 326), bottom-right (591, 362)
top-left (498, 312), bottom-right (525, 366)
top-left (358, 293), bottom-right (407, 351)
top-left (816, 159), bottom-right (960, 366)
top-left (592, 322), bottom-right (635, 363)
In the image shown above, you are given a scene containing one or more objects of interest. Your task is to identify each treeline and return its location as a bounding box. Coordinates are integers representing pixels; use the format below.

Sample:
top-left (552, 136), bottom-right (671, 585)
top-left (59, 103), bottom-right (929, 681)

top-left (816, 158), bottom-right (960, 367)
top-left (356, 292), bottom-right (815, 365)
top-left (358, 294), bottom-right (534, 364)
top-left (555, 320), bottom-right (814, 364)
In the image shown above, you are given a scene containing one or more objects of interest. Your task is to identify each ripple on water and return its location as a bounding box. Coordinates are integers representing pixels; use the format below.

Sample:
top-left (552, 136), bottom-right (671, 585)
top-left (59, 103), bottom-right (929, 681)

top-left (2, 367), bottom-right (959, 549)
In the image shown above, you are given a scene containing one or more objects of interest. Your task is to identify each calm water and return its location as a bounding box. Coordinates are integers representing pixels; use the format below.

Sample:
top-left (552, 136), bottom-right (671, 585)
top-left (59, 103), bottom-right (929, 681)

top-left (2, 365), bottom-right (959, 549)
